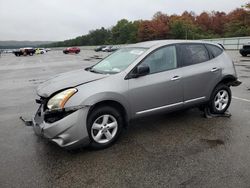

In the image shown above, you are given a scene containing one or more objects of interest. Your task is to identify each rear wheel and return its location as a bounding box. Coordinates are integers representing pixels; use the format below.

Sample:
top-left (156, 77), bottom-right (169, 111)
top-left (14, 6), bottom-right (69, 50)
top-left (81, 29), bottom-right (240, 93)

top-left (87, 106), bottom-right (123, 149)
top-left (209, 84), bottom-right (231, 114)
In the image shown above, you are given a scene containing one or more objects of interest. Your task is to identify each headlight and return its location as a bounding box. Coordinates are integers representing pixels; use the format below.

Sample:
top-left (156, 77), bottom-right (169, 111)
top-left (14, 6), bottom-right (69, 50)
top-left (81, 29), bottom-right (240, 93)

top-left (47, 88), bottom-right (77, 110)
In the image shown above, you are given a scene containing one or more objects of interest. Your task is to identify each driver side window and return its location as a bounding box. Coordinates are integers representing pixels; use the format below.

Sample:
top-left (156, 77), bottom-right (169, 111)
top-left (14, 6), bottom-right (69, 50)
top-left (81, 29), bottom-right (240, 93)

top-left (141, 45), bottom-right (177, 74)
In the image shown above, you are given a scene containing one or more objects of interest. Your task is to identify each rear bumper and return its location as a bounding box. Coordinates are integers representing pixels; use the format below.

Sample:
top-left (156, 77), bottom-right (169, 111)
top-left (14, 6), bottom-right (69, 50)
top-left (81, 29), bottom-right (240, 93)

top-left (33, 106), bottom-right (90, 149)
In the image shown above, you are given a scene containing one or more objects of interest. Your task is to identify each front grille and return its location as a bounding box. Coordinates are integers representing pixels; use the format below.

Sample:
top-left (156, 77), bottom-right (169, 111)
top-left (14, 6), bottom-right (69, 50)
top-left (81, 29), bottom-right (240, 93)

top-left (44, 110), bottom-right (75, 124)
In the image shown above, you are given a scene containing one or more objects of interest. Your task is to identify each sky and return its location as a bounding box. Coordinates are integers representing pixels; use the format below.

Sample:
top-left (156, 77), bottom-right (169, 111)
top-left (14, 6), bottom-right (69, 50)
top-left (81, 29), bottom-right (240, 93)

top-left (0, 0), bottom-right (248, 41)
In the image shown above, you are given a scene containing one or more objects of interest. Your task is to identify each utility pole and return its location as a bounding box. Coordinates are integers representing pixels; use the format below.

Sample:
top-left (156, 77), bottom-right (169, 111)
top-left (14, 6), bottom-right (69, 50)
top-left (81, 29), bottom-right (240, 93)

top-left (185, 27), bottom-right (188, 40)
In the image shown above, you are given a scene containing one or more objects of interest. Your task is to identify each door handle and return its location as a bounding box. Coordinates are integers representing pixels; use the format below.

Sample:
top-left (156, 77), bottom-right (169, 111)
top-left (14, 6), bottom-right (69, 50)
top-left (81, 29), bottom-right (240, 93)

top-left (171, 76), bottom-right (181, 81)
top-left (211, 67), bottom-right (219, 72)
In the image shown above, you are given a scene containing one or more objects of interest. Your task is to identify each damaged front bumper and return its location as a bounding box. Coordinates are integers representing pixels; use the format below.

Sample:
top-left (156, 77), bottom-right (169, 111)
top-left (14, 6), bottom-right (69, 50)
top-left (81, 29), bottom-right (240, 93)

top-left (32, 104), bottom-right (91, 149)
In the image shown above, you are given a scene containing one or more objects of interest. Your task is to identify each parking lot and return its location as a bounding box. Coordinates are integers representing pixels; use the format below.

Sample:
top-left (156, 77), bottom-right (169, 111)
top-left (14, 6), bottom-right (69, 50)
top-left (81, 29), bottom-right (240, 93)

top-left (0, 50), bottom-right (250, 187)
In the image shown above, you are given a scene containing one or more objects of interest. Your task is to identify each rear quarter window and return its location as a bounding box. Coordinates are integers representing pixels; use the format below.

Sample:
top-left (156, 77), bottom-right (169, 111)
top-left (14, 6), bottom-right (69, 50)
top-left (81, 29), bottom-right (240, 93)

top-left (206, 44), bottom-right (223, 58)
top-left (178, 44), bottom-right (210, 66)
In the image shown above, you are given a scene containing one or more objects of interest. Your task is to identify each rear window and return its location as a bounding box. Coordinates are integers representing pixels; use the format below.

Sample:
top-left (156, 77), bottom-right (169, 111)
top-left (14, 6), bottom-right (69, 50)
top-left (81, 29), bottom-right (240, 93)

top-left (206, 44), bottom-right (223, 58)
top-left (178, 44), bottom-right (210, 66)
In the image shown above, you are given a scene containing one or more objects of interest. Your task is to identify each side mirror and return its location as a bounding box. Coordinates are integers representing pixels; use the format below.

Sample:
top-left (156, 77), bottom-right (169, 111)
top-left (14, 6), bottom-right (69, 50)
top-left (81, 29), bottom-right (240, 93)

top-left (133, 65), bottom-right (150, 78)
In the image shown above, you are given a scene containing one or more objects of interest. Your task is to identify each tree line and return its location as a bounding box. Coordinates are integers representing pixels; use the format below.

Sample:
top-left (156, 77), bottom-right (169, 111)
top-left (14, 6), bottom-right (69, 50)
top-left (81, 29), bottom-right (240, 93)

top-left (47, 3), bottom-right (250, 47)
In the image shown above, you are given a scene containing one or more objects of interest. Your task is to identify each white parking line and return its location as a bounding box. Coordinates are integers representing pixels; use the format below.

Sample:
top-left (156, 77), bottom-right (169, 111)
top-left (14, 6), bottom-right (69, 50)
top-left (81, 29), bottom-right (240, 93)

top-left (233, 96), bottom-right (250, 103)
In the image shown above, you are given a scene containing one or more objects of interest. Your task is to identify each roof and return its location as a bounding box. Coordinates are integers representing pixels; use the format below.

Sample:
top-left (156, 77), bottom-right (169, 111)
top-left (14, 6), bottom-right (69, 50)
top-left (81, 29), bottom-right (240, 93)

top-left (127, 40), bottom-right (220, 48)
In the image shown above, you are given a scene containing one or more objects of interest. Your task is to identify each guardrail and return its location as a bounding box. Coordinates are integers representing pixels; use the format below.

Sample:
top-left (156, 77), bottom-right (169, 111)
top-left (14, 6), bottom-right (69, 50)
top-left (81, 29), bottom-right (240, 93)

top-left (71, 37), bottom-right (250, 51)
top-left (203, 36), bottom-right (250, 50)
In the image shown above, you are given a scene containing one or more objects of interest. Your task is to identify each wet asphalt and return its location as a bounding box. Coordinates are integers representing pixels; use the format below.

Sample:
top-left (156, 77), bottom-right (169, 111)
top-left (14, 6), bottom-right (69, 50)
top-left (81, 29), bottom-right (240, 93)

top-left (0, 50), bottom-right (250, 188)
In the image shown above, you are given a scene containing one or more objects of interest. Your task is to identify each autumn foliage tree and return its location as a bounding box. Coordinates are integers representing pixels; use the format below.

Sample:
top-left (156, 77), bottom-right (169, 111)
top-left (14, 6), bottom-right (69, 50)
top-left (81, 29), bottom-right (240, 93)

top-left (47, 2), bottom-right (250, 47)
top-left (138, 12), bottom-right (170, 41)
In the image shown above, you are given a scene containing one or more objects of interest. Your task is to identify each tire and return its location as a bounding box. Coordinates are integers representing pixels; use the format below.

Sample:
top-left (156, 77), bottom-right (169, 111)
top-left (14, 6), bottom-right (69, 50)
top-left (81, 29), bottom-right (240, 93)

top-left (209, 84), bottom-right (231, 114)
top-left (242, 53), bottom-right (247, 57)
top-left (87, 106), bottom-right (123, 149)
top-left (29, 53), bottom-right (33, 56)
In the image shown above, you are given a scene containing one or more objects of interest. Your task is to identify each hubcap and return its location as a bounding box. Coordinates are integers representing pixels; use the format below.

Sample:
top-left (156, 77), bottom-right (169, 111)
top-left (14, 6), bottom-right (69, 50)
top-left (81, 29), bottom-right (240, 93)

top-left (91, 114), bottom-right (118, 144)
top-left (214, 90), bottom-right (229, 111)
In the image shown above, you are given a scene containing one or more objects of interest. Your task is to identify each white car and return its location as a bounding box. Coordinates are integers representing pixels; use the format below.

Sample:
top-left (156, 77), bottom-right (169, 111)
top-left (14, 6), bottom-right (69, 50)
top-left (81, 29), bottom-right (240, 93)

top-left (35, 48), bottom-right (47, 54)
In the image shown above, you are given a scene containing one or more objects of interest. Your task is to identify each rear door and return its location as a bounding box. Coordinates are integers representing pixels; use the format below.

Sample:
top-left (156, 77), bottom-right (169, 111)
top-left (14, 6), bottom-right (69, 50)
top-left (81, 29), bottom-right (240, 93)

top-left (176, 43), bottom-right (222, 106)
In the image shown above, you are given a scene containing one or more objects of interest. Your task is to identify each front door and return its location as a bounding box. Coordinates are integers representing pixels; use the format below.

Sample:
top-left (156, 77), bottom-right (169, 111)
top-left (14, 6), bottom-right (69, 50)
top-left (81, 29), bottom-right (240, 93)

top-left (128, 45), bottom-right (183, 117)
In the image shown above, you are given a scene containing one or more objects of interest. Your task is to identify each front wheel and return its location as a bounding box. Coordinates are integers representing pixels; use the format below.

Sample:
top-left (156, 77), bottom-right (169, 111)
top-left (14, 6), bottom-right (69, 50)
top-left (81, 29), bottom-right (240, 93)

top-left (209, 84), bottom-right (231, 114)
top-left (87, 106), bottom-right (123, 149)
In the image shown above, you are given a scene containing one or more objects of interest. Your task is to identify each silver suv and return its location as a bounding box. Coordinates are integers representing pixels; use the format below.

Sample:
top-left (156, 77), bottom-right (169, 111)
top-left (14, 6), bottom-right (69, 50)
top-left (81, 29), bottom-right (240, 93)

top-left (32, 40), bottom-right (241, 149)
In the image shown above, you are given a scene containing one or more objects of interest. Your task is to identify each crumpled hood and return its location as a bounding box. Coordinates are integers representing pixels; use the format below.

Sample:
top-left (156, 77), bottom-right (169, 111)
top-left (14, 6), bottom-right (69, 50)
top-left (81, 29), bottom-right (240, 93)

top-left (37, 69), bottom-right (108, 98)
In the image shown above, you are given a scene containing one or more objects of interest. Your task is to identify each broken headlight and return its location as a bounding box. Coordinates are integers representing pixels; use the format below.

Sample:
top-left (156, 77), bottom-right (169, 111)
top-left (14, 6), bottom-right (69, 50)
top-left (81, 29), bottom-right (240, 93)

top-left (47, 88), bottom-right (77, 110)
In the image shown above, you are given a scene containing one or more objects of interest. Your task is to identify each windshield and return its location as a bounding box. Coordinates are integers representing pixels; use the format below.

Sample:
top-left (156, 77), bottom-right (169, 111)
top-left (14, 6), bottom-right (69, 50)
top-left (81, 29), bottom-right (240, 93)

top-left (90, 48), bottom-right (146, 74)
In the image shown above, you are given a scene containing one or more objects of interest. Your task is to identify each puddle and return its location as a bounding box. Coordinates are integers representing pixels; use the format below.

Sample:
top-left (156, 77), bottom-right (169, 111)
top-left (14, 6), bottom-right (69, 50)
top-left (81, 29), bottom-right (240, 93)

top-left (239, 76), bottom-right (250, 78)
top-left (28, 79), bottom-right (44, 85)
top-left (183, 139), bottom-right (225, 156)
top-left (240, 59), bottom-right (250, 62)
top-left (28, 79), bottom-right (44, 82)
top-left (200, 139), bottom-right (224, 147)
top-left (84, 56), bottom-right (103, 61)
top-left (28, 79), bottom-right (39, 82)
top-left (243, 70), bottom-right (250, 72)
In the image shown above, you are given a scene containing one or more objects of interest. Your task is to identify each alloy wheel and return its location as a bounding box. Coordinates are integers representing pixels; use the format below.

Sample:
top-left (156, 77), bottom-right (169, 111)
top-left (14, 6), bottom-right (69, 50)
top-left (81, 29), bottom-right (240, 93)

top-left (214, 89), bottom-right (229, 111)
top-left (91, 114), bottom-right (118, 144)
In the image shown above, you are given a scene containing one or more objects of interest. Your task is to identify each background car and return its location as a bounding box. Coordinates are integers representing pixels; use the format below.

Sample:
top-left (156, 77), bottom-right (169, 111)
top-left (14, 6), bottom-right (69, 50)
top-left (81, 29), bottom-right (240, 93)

top-left (35, 48), bottom-right (47, 54)
top-left (239, 43), bottom-right (250, 57)
top-left (3, 49), bottom-right (13, 53)
top-left (101, 46), bottom-right (112, 52)
top-left (94, 46), bottom-right (106, 52)
top-left (109, 46), bottom-right (119, 52)
top-left (101, 46), bottom-right (118, 52)
top-left (13, 47), bottom-right (35, 56)
top-left (63, 47), bottom-right (80, 54)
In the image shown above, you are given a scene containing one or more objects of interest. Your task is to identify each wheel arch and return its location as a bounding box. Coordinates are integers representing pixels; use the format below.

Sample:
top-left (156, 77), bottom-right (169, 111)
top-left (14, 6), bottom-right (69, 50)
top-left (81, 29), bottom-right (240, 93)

top-left (208, 75), bottom-right (235, 100)
top-left (87, 100), bottom-right (129, 127)
top-left (217, 75), bottom-right (237, 86)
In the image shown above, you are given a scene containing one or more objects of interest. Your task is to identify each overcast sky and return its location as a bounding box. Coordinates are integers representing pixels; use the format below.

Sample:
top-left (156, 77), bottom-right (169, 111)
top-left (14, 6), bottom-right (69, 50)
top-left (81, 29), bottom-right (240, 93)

top-left (0, 0), bottom-right (248, 41)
